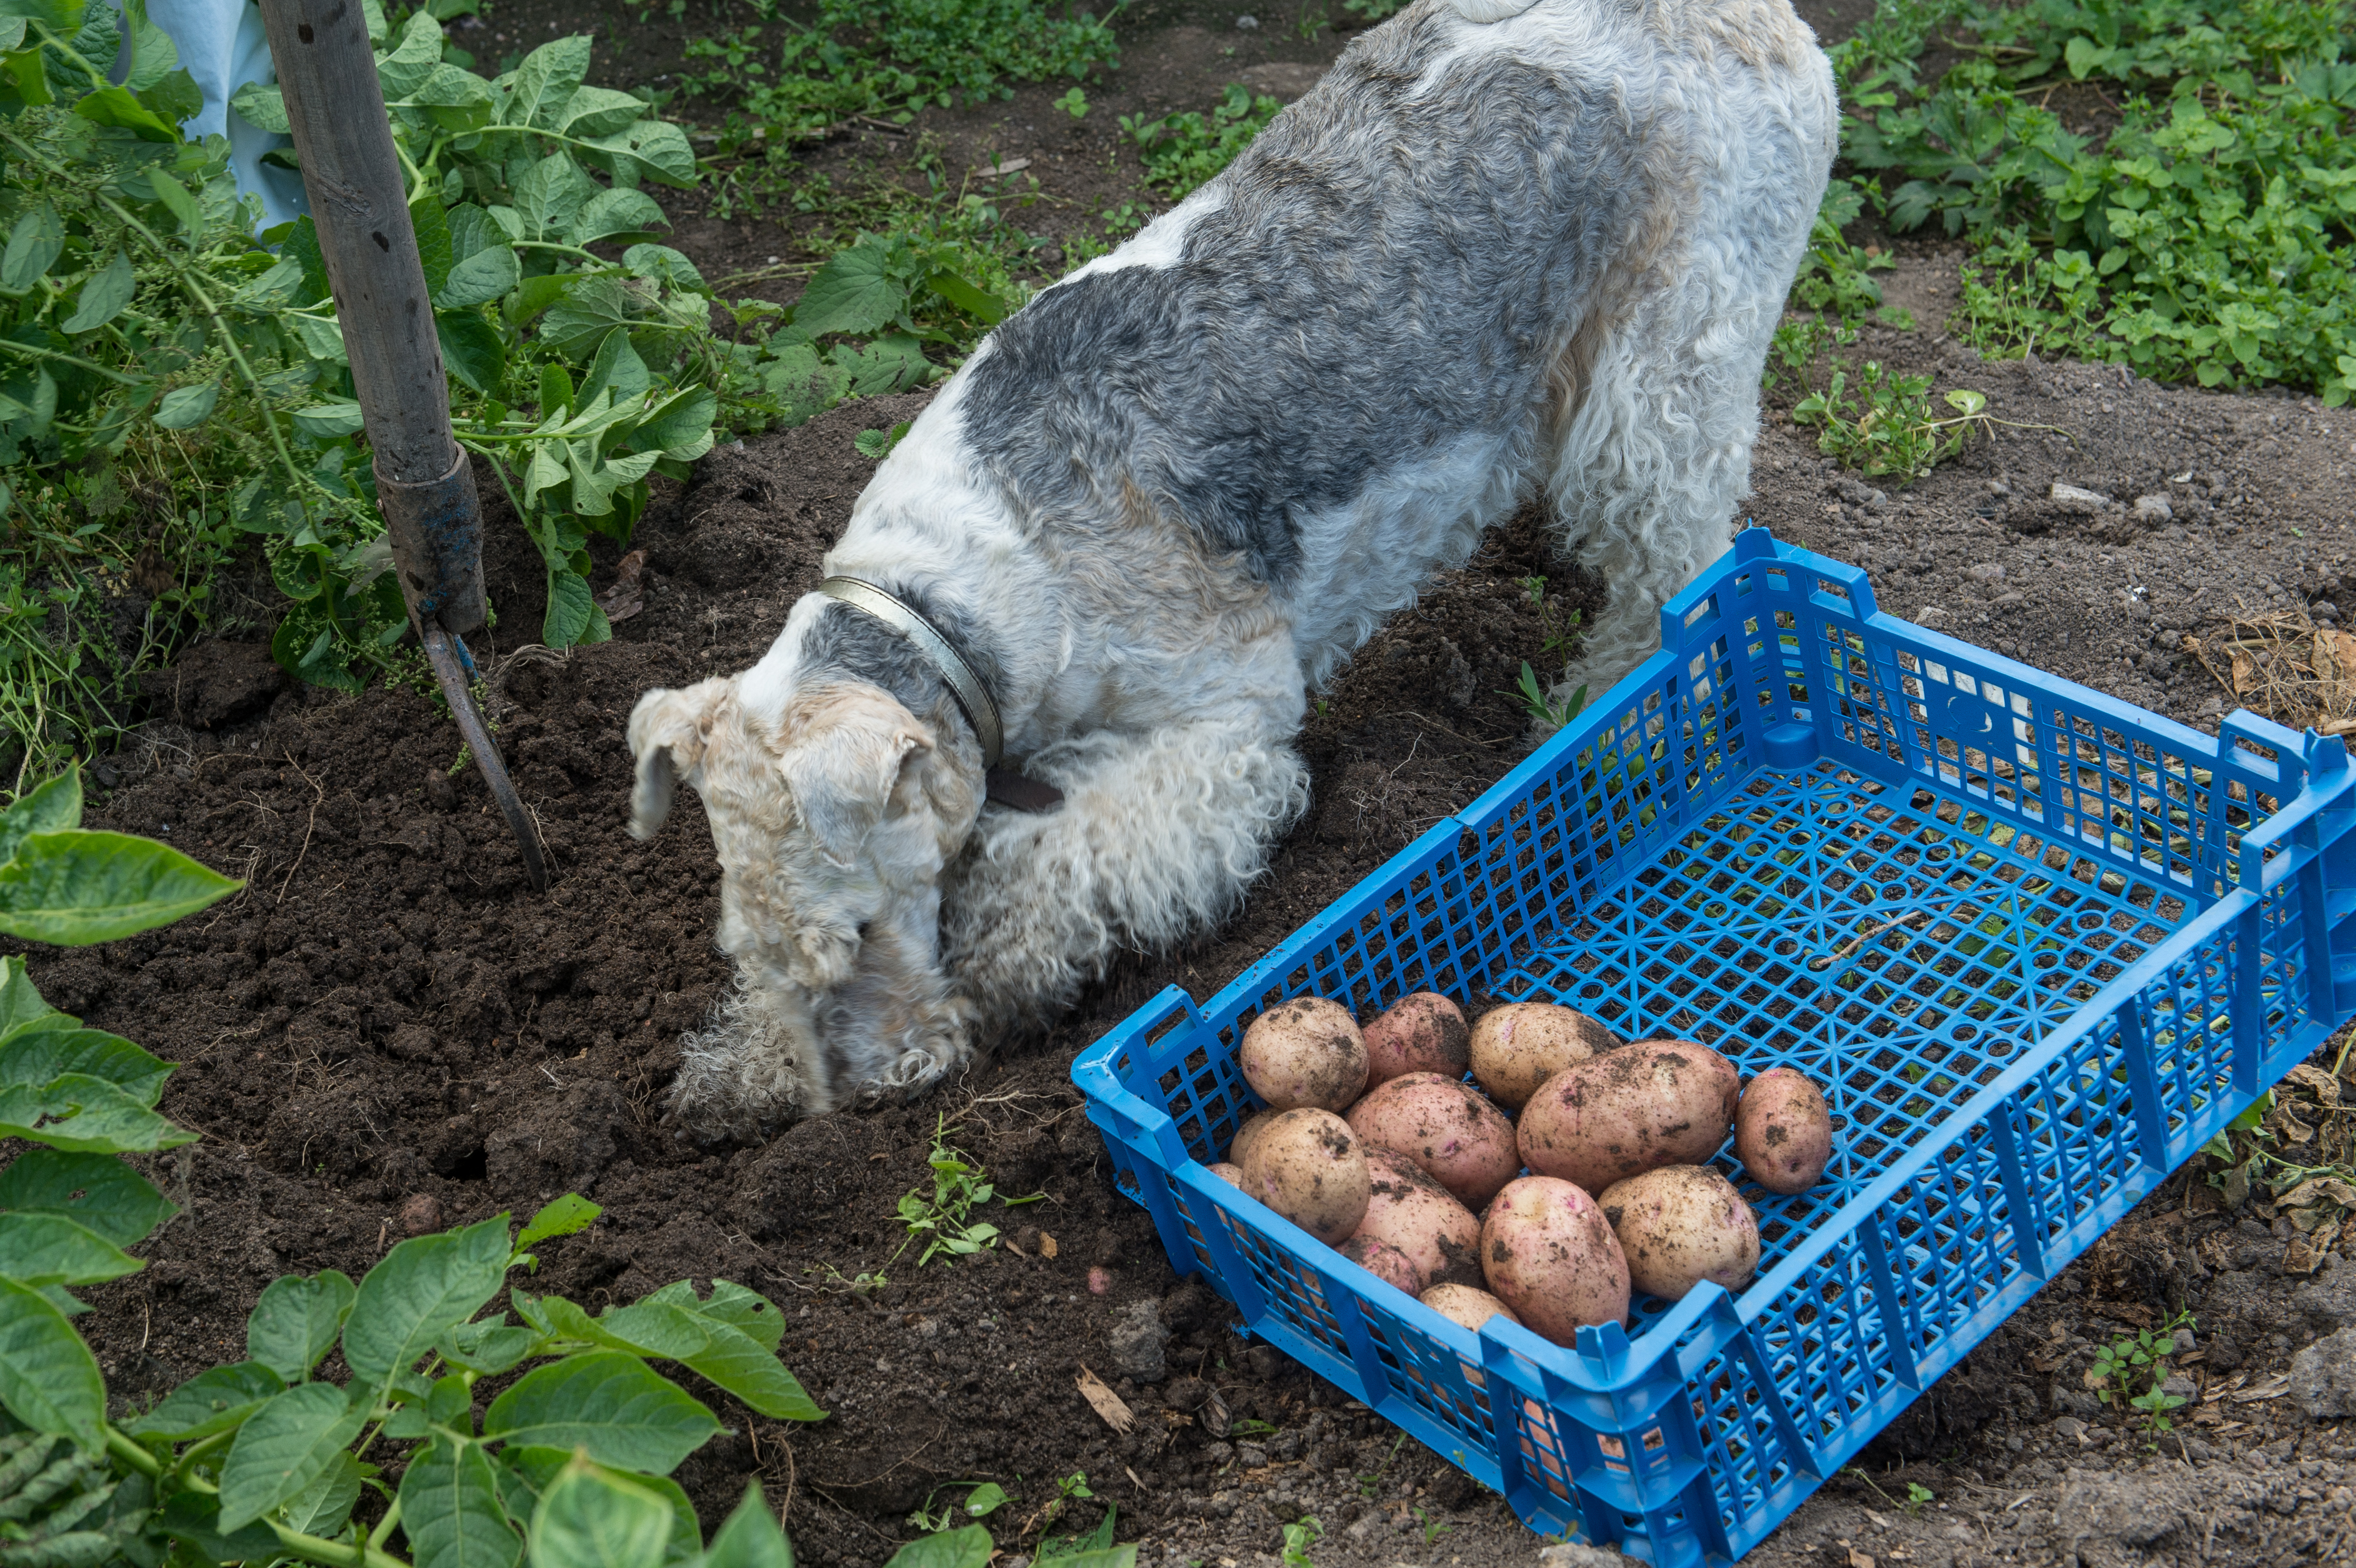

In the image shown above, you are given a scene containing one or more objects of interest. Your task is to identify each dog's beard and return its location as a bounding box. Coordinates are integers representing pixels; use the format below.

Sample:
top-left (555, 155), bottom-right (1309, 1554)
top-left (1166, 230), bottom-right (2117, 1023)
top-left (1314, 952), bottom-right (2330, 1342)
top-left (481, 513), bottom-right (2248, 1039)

top-left (812, 922), bottom-right (971, 1104)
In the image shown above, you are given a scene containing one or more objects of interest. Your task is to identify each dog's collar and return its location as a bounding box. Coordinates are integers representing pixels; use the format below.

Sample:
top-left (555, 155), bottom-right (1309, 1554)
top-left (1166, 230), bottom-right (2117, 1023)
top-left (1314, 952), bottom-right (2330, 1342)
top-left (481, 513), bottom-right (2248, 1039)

top-left (814, 576), bottom-right (1005, 767)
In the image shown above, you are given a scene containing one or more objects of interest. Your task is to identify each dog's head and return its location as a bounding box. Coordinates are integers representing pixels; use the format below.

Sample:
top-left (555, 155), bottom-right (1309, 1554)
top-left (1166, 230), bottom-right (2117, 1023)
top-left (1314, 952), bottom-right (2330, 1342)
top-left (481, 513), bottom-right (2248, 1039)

top-left (628, 675), bottom-right (981, 1114)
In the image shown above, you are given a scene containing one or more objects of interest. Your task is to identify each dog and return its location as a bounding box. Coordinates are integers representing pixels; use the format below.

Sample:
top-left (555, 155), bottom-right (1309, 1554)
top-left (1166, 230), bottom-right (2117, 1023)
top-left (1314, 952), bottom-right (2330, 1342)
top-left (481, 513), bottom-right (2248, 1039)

top-left (626, 0), bottom-right (1835, 1137)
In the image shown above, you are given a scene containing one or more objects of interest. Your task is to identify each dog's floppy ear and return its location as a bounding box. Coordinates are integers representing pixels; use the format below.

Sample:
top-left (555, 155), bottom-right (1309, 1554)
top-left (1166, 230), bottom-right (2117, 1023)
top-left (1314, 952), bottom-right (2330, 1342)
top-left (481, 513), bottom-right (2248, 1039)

top-left (778, 692), bottom-right (935, 866)
top-left (627, 679), bottom-right (730, 840)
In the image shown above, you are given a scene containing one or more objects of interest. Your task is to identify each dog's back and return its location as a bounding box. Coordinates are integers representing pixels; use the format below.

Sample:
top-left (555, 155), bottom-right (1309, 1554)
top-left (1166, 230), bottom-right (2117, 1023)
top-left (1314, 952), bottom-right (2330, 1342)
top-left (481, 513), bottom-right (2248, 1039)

top-left (941, 0), bottom-right (1834, 679)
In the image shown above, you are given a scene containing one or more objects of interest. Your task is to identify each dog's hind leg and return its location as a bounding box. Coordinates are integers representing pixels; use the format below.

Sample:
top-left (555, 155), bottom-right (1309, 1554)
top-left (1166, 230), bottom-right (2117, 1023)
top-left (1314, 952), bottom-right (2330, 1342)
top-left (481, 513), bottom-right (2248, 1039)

top-left (939, 723), bottom-right (1311, 1037)
top-left (1545, 71), bottom-right (1834, 709)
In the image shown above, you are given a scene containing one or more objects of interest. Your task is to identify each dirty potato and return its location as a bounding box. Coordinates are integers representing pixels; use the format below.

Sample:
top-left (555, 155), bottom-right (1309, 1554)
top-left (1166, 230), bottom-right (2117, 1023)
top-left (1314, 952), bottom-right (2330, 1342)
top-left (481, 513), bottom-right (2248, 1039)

top-left (1340, 1235), bottom-right (1426, 1296)
top-left (1735, 1066), bottom-right (1834, 1194)
top-left (1344, 1071), bottom-right (1521, 1209)
top-left (1516, 1039), bottom-right (1741, 1195)
top-left (1599, 1165), bottom-right (1761, 1300)
top-left (1241, 1108), bottom-right (1370, 1245)
top-left (1420, 1283), bottom-right (1524, 1334)
top-left (1479, 1174), bottom-right (1631, 1345)
top-left (1363, 992), bottom-right (1472, 1085)
top-left (1469, 1002), bottom-right (1617, 1111)
top-left (1207, 1161), bottom-right (1246, 1188)
top-left (1353, 1148), bottom-right (1484, 1290)
top-left (1241, 996), bottom-right (1369, 1113)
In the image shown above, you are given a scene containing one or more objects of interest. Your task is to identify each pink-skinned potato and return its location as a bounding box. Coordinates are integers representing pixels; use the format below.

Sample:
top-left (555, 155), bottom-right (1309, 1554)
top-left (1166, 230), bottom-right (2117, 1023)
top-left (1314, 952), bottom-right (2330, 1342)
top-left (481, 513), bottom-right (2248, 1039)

top-left (1207, 1161), bottom-right (1246, 1189)
top-left (1363, 993), bottom-right (1472, 1085)
top-left (1599, 1165), bottom-right (1760, 1300)
top-left (1736, 1067), bottom-right (1834, 1194)
top-left (1344, 1072), bottom-right (1521, 1209)
top-left (1229, 1111), bottom-right (1279, 1169)
top-left (1241, 1108), bottom-right (1369, 1245)
top-left (1354, 1148), bottom-right (1483, 1289)
top-left (1340, 1235), bottom-right (1426, 1296)
top-left (1469, 1002), bottom-right (1616, 1111)
top-left (1420, 1283), bottom-right (1522, 1333)
top-left (1479, 1175), bottom-right (1630, 1345)
top-left (1516, 1039), bottom-right (1741, 1195)
top-left (1240, 997), bottom-right (1369, 1113)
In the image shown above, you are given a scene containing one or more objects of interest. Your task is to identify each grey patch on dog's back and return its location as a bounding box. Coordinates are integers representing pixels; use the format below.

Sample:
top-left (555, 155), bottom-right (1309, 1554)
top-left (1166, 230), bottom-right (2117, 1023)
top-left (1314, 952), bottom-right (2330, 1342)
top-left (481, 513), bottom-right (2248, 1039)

top-left (799, 587), bottom-right (1007, 731)
top-left (958, 16), bottom-right (1649, 589)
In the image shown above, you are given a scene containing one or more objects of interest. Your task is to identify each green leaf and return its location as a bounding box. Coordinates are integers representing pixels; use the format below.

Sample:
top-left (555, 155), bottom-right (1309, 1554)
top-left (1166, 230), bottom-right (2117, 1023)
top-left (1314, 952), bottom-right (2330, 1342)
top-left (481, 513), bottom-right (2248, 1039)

top-left (0, 1275), bottom-right (104, 1448)
top-left (401, 1438), bottom-right (522, 1568)
top-left (217, 1382), bottom-right (367, 1531)
top-left (342, 1216), bottom-right (511, 1397)
top-left (248, 1270), bottom-right (358, 1382)
top-left (436, 243), bottom-right (520, 309)
top-left (0, 1210), bottom-right (141, 1285)
top-left (539, 275), bottom-right (640, 362)
top-left (413, 195), bottom-right (455, 296)
top-left (696, 1483), bottom-right (796, 1568)
top-left (293, 401), bottom-right (367, 439)
top-left (642, 1283), bottom-right (820, 1421)
top-left (515, 1193), bottom-right (601, 1253)
top-left (883, 1525), bottom-right (992, 1568)
top-left (679, 1280), bottom-right (786, 1353)
top-left (144, 166), bottom-right (202, 232)
top-left (585, 121), bottom-right (696, 186)
top-left (923, 270), bottom-right (1006, 325)
top-left (60, 251), bottom-right (134, 333)
top-left (621, 244), bottom-right (705, 293)
top-left (437, 309), bottom-right (507, 395)
top-left (159, 1490), bottom-right (285, 1561)
top-left (568, 188), bottom-right (667, 246)
top-left (0, 202), bottom-right (62, 293)
top-left (284, 1447), bottom-right (365, 1537)
top-left (526, 1454), bottom-right (674, 1568)
top-left (556, 84), bottom-right (649, 139)
top-left (580, 328), bottom-right (648, 403)
top-left (125, 1361), bottom-right (285, 1441)
top-left (436, 1319), bottom-right (540, 1376)
top-left (0, 1074), bottom-right (197, 1154)
top-left (482, 1351), bottom-right (720, 1474)
top-left (1944, 388), bottom-right (1987, 417)
top-left (71, 82), bottom-right (178, 139)
top-left (0, 956), bottom-right (69, 1040)
top-left (0, 1147), bottom-right (175, 1246)
top-left (500, 35), bottom-right (591, 130)
top-left (0, 829), bottom-right (241, 945)
top-left (0, 1026), bottom-right (171, 1104)
top-left (632, 388), bottom-right (716, 457)
top-left (229, 79), bottom-right (288, 133)
top-left (154, 382), bottom-right (221, 429)
top-left (542, 568), bottom-right (597, 649)
top-left (962, 1482), bottom-right (1007, 1518)
top-left (376, 9), bottom-right (446, 98)
top-left (537, 1294), bottom-right (708, 1359)
top-left (138, 64), bottom-right (201, 125)
top-left (0, 769), bottom-right (80, 868)
top-left (515, 152), bottom-right (593, 243)
top-left (793, 242), bottom-right (906, 339)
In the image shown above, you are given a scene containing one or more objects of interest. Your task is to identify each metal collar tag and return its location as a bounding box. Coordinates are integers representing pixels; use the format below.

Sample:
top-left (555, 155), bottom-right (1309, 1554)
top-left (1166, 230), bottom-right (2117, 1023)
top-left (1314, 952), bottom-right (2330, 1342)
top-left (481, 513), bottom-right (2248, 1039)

top-left (814, 577), bottom-right (1005, 768)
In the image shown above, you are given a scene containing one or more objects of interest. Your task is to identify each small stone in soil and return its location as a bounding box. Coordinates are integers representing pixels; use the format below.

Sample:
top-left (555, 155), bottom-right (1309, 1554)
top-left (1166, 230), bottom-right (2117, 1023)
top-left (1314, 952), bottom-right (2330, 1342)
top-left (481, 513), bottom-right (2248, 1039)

top-left (401, 1193), bottom-right (443, 1235)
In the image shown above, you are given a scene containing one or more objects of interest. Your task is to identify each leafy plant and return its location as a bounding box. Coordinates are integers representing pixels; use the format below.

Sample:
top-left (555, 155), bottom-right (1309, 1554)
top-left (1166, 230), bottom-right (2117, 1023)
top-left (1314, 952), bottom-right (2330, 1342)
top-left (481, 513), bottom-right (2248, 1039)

top-left (2086, 1309), bottom-right (2196, 1440)
top-left (1054, 87), bottom-right (1090, 119)
top-left (907, 1479), bottom-right (1008, 1534)
top-left (1832, 0), bottom-right (2356, 398)
top-left (1792, 364), bottom-right (1974, 482)
top-left (1279, 1514), bottom-right (1322, 1567)
top-left (1412, 1505), bottom-right (1451, 1544)
top-left (1500, 660), bottom-right (1586, 731)
top-left (1122, 85), bottom-right (1284, 201)
top-left (893, 1118), bottom-right (1043, 1266)
top-left (0, 764), bottom-right (238, 945)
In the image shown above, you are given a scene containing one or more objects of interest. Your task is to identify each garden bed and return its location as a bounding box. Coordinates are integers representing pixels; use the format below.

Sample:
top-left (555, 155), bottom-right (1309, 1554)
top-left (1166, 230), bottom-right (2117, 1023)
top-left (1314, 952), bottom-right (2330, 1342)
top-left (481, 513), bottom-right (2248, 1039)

top-left (12, 2), bottom-right (2356, 1565)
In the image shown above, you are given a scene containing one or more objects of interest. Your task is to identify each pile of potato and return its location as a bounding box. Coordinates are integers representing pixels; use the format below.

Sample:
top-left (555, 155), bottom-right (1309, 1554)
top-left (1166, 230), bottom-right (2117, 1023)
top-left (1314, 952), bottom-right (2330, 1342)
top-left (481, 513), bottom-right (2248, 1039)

top-left (1205, 993), bottom-right (1834, 1348)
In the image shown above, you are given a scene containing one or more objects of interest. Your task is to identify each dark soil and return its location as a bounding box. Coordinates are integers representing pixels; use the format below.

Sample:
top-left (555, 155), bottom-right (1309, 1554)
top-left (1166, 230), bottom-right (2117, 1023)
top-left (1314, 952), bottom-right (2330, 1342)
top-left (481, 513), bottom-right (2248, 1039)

top-left (16, 6), bottom-right (2356, 1567)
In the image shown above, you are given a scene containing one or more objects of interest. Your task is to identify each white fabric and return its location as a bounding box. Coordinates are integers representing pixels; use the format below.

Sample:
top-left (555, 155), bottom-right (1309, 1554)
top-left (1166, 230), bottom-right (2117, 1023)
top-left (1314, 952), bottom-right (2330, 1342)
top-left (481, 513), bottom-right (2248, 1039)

top-left (141, 0), bottom-right (308, 230)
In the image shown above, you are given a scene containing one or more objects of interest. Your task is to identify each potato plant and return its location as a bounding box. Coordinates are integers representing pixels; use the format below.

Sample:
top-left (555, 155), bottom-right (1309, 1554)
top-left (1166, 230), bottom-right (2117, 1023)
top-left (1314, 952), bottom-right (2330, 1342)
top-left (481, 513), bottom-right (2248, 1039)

top-left (0, 769), bottom-right (836, 1566)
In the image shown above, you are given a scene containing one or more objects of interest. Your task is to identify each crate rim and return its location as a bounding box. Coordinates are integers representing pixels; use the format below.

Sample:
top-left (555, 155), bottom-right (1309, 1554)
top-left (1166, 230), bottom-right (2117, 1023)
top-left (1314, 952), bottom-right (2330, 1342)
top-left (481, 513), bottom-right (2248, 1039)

top-left (1073, 524), bottom-right (2356, 1401)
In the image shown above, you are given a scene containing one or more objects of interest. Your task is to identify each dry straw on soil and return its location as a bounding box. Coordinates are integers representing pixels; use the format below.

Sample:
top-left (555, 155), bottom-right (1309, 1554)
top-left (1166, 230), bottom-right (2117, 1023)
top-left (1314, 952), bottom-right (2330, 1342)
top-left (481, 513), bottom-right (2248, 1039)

top-left (2188, 611), bottom-right (2356, 737)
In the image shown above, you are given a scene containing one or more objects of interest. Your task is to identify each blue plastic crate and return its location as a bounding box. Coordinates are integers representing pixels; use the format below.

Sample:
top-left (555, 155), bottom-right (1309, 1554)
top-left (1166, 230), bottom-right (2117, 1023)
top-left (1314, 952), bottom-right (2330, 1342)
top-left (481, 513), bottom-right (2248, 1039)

top-left (1072, 526), bottom-right (2356, 1567)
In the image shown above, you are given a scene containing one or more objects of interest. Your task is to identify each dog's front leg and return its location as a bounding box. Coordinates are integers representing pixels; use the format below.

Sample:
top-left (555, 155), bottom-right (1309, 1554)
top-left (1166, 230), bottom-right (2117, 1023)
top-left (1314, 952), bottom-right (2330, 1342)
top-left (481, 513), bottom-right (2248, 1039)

top-left (815, 914), bottom-right (973, 1104)
top-left (939, 722), bottom-right (1312, 1037)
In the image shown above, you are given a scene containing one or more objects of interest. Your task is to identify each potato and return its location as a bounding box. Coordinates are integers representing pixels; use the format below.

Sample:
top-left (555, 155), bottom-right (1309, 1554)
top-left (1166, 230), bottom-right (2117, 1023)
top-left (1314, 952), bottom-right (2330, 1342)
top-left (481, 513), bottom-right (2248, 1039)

top-left (1344, 1072), bottom-right (1521, 1209)
top-left (1354, 1149), bottom-right (1483, 1290)
top-left (1241, 997), bottom-right (1369, 1113)
top-left (1420, 1283), bottom-right (1522, 1333)
top-left (1599, 1165), bottom-right (1760, 1300)
top-left (1469, 1002), bottom-right (1616, 1111)
top-left (1479, 1175), bottom-right (1630, 1345)
top-left (1241, 1108), bottom-right (1369, 1245)
top-left (1228, 1110), bottom-right (1278, 1168)
top-left (1207, 1161), bottom-right (1246, 1189)
top-left (1516, 1039), bottom-right (1741, 1195)
top-left (1363, 992), bottom-right (1471, 1085)
top-left (1736, 1067), bottom-right (1834, 1194)
top-left (1340, 1235), bottom-right (1425, 1296)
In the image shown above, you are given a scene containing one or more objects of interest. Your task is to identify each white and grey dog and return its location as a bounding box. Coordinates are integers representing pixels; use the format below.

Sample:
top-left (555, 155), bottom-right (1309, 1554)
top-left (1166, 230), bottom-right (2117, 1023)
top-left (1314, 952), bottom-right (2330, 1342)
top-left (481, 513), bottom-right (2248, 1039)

top-left (627, 0), bottom-right (1835, 1137)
